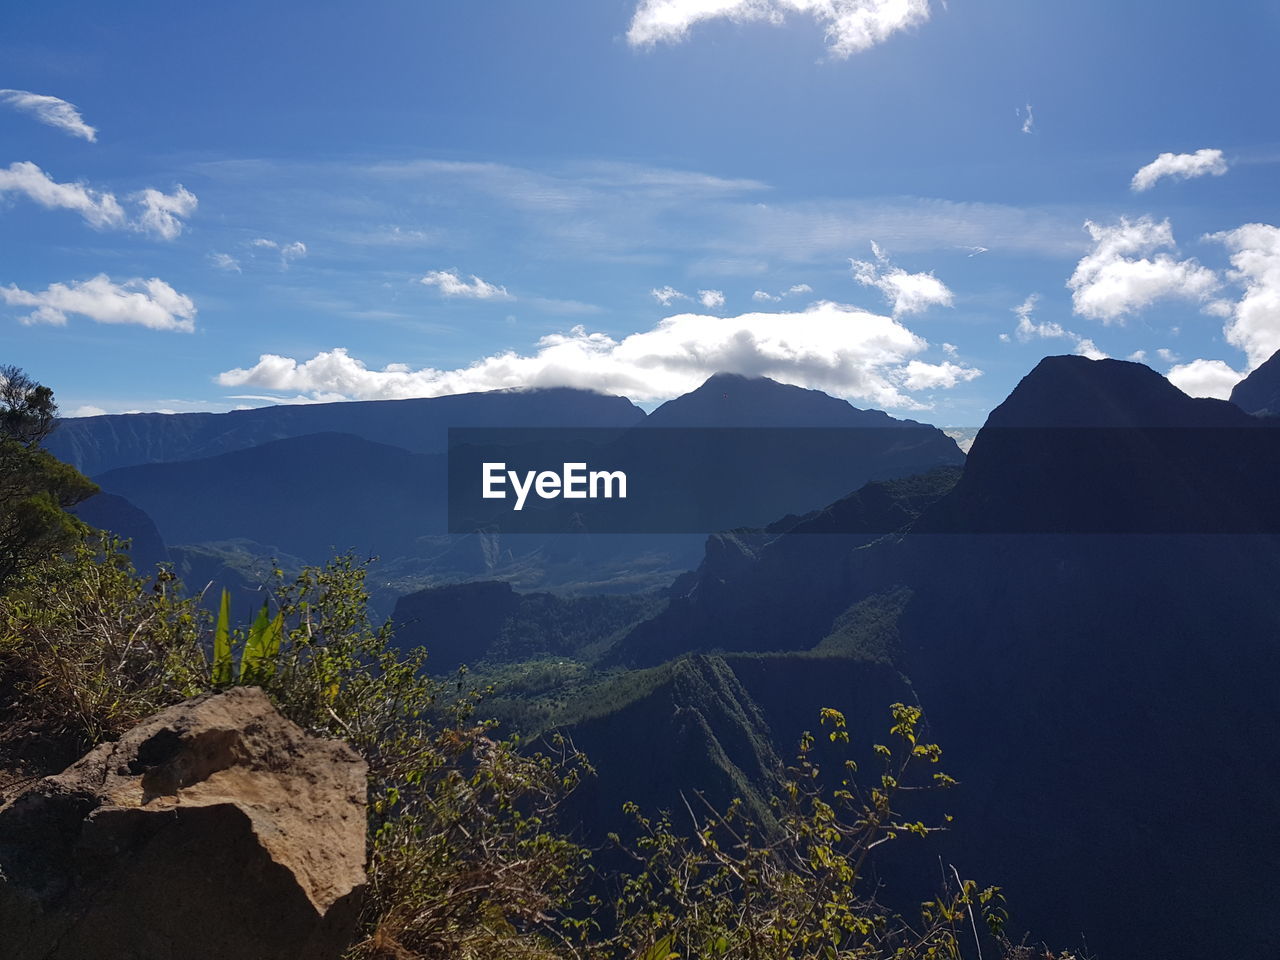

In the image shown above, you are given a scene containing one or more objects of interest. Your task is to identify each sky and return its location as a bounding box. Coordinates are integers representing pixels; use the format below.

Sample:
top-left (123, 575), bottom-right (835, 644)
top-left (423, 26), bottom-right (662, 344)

top-left (3, 0), bottom-right (1280, 425)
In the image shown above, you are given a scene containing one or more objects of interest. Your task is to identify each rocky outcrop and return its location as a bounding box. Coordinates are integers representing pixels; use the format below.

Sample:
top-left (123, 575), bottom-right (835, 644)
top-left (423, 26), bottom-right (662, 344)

top-left (0, 686), bottom-right (367, 960)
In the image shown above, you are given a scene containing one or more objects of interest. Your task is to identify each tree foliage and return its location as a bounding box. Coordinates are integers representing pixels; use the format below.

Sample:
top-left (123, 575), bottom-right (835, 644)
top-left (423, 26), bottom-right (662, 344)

top-left (0, 365), bottom-right (97, 590)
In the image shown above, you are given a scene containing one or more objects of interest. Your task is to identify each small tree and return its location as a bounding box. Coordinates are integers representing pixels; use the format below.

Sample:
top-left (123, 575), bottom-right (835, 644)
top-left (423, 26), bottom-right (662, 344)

top-left (0, 365), bottom-right (97, 590)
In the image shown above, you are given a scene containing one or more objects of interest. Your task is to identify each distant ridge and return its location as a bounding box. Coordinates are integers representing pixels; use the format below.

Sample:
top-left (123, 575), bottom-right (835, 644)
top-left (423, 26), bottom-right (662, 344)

top-left (49, 386), bottom-right (646, 475)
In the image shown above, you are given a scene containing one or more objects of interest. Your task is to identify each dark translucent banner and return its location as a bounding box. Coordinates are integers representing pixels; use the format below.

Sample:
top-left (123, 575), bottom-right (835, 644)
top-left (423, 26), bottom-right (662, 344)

top-left (447, 424), bottom-right (1280, 535)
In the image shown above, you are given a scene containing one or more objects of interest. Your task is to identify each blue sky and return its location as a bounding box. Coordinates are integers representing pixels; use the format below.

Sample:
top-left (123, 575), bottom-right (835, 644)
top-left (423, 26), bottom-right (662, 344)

top-left (3, 0), bottom-right (1280, 425)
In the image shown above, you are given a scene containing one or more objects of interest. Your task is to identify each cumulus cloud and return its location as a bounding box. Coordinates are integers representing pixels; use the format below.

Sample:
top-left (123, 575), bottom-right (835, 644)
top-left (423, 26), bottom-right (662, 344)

top-left (900, 360), bottom-right (982, 391)
top-left (850, 241), bottom-right (954, 316)
top-left (0, 162), bottom-right (197, 238)
top-left (1067, 217), bottom-right (1219, 322)
top-left (421, 269), bottom-right (510, 299)
top-left (698, 288), bottom-right (725, 309)
top-left (651, 285), bottom-right (690, 306)
top-left (133, 186), bottom-right (198, 240)
top-left (1, 274), bottom-right (196, 332)
top-left (1131, 148), bottom-right (1228, 192)
top-left (627, 0), bottom-right (932, 57)
top-left (1206, 223), bottom-right (1280, 369)
top-left (0, 161), bottom-right (124, 228)
top-left (0, 89), bottom-right (97, 141)
top-left (218, 301), bottom-right (980, 410)
top-left (1166, 358), bottom-right (1242, 399)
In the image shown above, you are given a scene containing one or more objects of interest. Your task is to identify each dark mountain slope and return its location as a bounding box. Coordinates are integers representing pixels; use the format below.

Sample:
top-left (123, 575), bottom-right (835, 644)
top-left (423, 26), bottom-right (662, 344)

top-left (1231, 347), bottom-right (1280, 416)
top-left (390, 580), bottom-right (662, 673)
top-left (50, 387), bottom-right (645, 475)
top-left (94, 432), bottom-right (443, 561)
top-left (643, 372), bottom-right (920, 428)
top-left (603, 355), bottom-right (1280, 959)
top-left (70, 493), bottom-right (169, 573)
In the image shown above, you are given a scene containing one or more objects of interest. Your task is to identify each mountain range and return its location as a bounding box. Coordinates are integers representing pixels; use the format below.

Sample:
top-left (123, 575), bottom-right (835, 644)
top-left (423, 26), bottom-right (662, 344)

top-left (55, 348), bottom-right (1280, 960)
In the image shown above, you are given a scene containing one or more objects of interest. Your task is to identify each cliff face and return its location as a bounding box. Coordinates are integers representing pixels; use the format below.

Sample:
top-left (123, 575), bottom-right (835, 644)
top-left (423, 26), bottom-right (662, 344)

top-left (0, 688), bottom-right (368, 960)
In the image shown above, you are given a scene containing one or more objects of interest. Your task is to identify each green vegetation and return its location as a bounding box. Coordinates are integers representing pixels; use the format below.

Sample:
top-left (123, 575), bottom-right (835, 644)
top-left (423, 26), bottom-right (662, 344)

top-left (0, 366), bottom-right (97, 589)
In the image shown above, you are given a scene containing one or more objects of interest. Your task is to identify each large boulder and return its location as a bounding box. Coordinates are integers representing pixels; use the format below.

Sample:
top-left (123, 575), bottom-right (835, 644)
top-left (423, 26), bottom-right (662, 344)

top-left (0, 686), bottom-right (368, 960)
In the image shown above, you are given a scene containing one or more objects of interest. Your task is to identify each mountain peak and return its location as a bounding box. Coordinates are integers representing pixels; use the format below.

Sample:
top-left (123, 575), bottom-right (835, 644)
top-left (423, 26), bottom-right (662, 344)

top-left (645, 373), bottom-right (907, 428)
top-left (1230, 349), bottom-right (1280, 417)
top-left (986, 354), bottom-right (1252, 428)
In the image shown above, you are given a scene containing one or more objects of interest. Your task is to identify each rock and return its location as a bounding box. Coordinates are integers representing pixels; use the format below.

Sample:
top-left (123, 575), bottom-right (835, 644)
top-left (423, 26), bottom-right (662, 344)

top-left (0, 686), bottom-right (367, 960)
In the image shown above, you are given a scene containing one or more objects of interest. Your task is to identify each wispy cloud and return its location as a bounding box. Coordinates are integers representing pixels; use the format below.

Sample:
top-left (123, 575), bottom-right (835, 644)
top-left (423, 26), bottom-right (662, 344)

top-left (210, 252), bottom-right (242, 273)
top-left (249, 237), bottom-right (309, 269)
top-left (850, 241), bottom-right (954, 316)
top-left (218, 301), bottom-right (980, 409)
top-left (0, 162), bottom-right (197, 238)
top-left (1131, 148), bottom-right (1228, 192)
top-left (420, 269), bottom-right (511, 299)
top-left (1018, 103), bottom-right (1035, 134)
top-left (0, 89), bottom-right (97, 141)
top-left (1067, 217), bottom-right (1218, 322)
top-left (1003, 293), bottom-right (1108, 359)
top-left (627, 0), bottom-right (933, 58)
top-left (651, 285), bottom-right (690, 306)
top-left (1, 274), bottom-right (196, 332)
top-left (753, 283), bottom-right (813, 302)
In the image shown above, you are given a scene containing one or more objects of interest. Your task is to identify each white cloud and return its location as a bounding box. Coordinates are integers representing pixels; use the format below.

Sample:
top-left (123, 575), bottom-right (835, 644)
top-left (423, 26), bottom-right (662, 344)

top-left (1073, 338), bottom-right (1108, 361)
top-left (1067, 217), bottom-right (1219, 322)
top-left (248, 237), bottom-right (307, 268)
top-left (753, 283), bottom-right (812, 303)
top-left (421, 269), bottom-right (510, 299)
top-left (1127, 350), bottom-right (1147, 362)
top-left (698, 288), bottom-right (725, 308)
top-left (218, 300), bottom-right (979, 410)
top-left (850, 241), bottom-right (954, 316)
top-left (1012, 294), bottom-right (1065, 341)
top-left (0, 89), bottom-right (97, 141)
top-left (1019, 103), bottom-right (1035, 135)
top-left (1156, 347), bottom-right (1179, 363)
top-left (1166, 358), bottom-right (1242, 399)
top-left (1006, 292), bottom-right (1109, 359)
top-left (210, 252), bottom-right (241, 273)
top-left (1, 274), bottom-right (196, 332)
top-left (1131, 148), bottom-right (1228, 192)
top-left (1206, 223), bottom-right (1280, 369)
top-left (133, 185), bottom-right (198, 240)
top-left (651, 285), bottom-right (690, 306)
top-left (0, 162), bottom-right (196, 238)
top-left (66, 405), bottom-right (108, 418)
top-left (900, 360), bottom-right (981, 391)
top-left (627, 0), bottom-right (932, 58)
top-left (0, 161), bottom-right (124, 228)
top-left (942, 341), bottom-right (958, 357)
